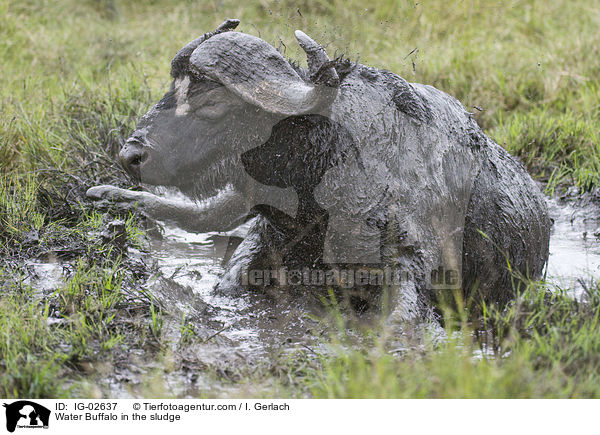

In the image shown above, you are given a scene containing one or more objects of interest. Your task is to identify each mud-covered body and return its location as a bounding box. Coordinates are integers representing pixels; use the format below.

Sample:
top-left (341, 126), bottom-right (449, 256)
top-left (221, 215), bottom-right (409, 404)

top-left (88, 20), bottom-right (550, 321)
top-left (223, 63), bottom-right (549, 316)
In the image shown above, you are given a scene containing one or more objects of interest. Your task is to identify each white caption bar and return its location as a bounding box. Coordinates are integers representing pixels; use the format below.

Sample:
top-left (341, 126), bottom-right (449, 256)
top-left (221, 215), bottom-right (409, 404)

top-left (0, 399), bottom-right (594, 435)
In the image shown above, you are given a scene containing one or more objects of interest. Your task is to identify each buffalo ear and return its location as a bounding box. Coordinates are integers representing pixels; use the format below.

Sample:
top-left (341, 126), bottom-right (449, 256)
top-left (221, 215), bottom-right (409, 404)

top-left (189, 31), bottom-right (338, 116)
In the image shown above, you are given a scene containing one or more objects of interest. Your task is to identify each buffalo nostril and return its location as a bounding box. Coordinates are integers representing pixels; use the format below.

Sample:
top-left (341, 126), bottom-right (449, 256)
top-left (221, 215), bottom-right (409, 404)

top-left (119, 147), bottom-right (148, 178)
top-left (124, 150), bottom-right (146, 167)
top-left (129, 152), bottom-right (144, 167)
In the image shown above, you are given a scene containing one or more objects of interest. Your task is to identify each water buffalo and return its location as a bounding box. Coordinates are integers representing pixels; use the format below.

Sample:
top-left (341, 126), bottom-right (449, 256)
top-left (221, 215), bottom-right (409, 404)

top-left (88, 19), bottom-right (550, 322)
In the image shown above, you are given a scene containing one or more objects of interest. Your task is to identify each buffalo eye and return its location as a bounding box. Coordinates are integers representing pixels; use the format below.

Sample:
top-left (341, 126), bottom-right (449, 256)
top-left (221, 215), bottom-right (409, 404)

top-left (193, 100), bottom-right (230, 120)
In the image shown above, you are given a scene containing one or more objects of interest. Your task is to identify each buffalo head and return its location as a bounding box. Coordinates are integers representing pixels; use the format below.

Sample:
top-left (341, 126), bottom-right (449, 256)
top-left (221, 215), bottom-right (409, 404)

top-left (120, 19), bottom-right (341, 205)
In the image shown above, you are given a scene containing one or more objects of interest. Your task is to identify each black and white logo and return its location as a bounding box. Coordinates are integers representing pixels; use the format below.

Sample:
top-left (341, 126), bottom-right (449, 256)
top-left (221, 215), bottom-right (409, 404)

top-left (3, 401), bottom-right (50, 432)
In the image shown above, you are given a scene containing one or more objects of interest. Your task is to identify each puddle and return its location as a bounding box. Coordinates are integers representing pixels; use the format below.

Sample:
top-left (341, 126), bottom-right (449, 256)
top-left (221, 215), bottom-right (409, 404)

top-left (546, 198), bottom-right (600, 297)
top-left (141, 219), bottom-right (328, 369)
top-left (23, 260), bottom-right (65, 296)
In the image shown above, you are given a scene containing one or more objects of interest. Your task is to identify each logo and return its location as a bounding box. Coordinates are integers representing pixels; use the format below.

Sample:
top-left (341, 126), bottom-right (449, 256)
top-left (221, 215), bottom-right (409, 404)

top-left (3, 401), bottom-right (50, 432)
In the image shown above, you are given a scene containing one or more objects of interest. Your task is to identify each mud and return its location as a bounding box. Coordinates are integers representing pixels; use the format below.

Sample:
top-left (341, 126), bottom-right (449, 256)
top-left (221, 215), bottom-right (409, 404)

top-left (18, 193), bottom-right (600, 396)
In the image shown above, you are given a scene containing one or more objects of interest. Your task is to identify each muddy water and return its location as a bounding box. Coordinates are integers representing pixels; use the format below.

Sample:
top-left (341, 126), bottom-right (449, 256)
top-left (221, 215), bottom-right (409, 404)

top-left (147, 223), bottom-right (316, 351)
top-left (142, 196), bottom-right (600, 358)
top-left (25, 196), bottom-right (600, 333)
top-left (144, 220), bottom-right (330, 364)
top-left (546, 198), bottom-right (600, 297)
top-left (22, 196), bottom-right (600, 394)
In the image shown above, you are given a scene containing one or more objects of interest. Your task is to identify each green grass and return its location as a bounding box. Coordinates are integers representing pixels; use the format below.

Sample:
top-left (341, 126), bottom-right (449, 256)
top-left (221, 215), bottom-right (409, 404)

top-left (0, 260), bottom-right (119, 397)
top-left (314, 281), bottom-right (600, 398)
top-left (1, 0), bottom-right (600, 398)
top-left (0, 280), bottom-right (68, 398)
top-left (0, 252), bottom-right (162, 397)
top-left (492, 108), bottom-right (600, 192)
top-left (0, 173), bottom-right (157, 397)
top-left (215, 281), bottom-right (600, 399)
top-left (2, 0), bottom-right (599, 188)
